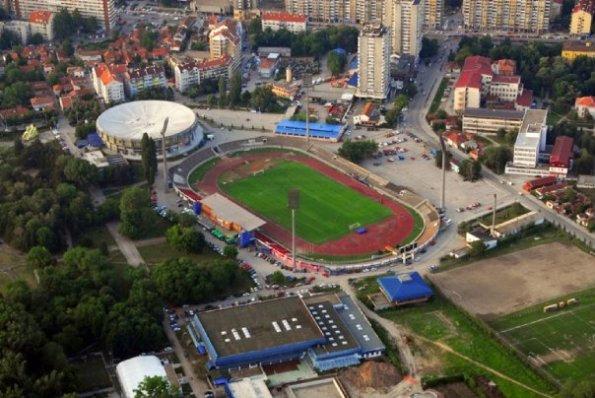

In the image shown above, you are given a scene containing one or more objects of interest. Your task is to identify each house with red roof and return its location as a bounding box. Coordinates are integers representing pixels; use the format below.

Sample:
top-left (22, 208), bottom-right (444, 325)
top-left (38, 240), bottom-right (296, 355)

top-left (549, 136), bottom-right (574, 176)
top-left (262, 12), bottom-right (308, 33)
top-left (575, 96), bottom-right (595, 118)
top-left (30, 95), bottom-right (55, 111)
top-left (92, 63), bottom-right (126, 103)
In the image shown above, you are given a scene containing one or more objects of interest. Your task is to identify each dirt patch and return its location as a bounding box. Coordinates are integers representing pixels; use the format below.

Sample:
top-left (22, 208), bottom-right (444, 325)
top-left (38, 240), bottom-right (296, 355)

top-left (434, 382), bottom-right (478, 398)
top-left (534, 348), bottom-right (576, 365)
top-left (339, 360), bottom-right (402, 391)
top-left (430, 242), bottom-right (595, 318)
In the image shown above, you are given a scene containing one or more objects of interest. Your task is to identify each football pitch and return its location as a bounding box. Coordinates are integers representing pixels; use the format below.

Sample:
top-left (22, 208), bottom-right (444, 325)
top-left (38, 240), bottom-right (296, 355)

top-left (491, 287), bottom-right (595, 383)
top-left (219, 160), bottom-right (393, 244)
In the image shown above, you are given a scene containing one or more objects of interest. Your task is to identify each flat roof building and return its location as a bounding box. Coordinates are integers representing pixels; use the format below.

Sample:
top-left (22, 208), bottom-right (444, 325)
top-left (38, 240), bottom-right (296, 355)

top-left (200, 193), bottom-right (266, 232)
top-left (116, 356), bottom-right (168, 398)
top-left (377, 272), bottom-right (433, 306)
top-left (462, 108), bottom-right (525, 134)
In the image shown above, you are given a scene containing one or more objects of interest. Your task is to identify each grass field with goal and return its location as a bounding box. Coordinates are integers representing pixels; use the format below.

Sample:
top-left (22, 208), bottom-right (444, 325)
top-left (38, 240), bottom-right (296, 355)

top-left (219, 160), bottom-right (393, 244)
top-left (490, 287), bottom-right (595, 383)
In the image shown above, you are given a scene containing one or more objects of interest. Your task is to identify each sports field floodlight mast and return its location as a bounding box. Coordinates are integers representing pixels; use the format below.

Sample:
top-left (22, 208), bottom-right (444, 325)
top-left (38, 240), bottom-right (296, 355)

top-left (161, 117), bottom-right (170, 192)
top-left (288, 188), bottom-right (300, 268)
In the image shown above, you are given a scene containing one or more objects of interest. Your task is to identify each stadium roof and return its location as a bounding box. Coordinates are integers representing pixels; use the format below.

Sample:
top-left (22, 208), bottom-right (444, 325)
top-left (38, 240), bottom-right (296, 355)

top-left (201, 193), bottom-right (265, 231)
top-left (196, 296), bottom-right (325, 359)
top-left (305, 300), bottom-right (359, 356)
top-left (377, 272), bottom-right (433, 303)
top-left (116, 355), bottom-right (167, 398)
top-left (275, 120), bottom-right (344, 140)
top-left (96, 100), bottom-right (196, 141)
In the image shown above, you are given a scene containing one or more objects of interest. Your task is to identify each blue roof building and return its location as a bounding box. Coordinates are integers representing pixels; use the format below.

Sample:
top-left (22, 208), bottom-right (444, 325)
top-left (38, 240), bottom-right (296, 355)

top-left (275, 120), bottom-right (345, 142)
top-left (377, 272), bottom-right (433, 305)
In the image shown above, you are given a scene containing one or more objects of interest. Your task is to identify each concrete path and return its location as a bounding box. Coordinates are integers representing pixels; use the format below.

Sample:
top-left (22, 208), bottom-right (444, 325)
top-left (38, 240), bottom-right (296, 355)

top-left (106, 221), bottom-right (144, 267)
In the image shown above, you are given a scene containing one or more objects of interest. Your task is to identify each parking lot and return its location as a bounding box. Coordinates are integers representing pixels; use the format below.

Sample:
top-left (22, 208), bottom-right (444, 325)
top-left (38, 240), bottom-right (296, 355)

top-left (359, 129), bottom-right (518, 224)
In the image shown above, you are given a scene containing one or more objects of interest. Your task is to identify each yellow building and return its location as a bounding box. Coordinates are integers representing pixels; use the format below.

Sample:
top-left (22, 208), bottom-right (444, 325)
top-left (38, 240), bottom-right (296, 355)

top-left (561, 40), bottom-right (595, 60)
top-left (570, 0), bottom-right (593, 35)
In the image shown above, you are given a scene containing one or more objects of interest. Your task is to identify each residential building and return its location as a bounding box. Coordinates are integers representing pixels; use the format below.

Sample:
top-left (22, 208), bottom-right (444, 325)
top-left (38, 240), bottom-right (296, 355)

top-left (570, 0), bottom-right (594, 35)
top-left (462, 0), bottom-right (551, 34)
top-left (172, 56), bottom-right (232, 93)
top-left (284, 0), bottom-right (383, 24)
top-left (463, 108), bottom-right (525, 134)
top-left (209, 19), bottom-right (242, 71)
top-left (424, 0), bottom-right (443, 29)
top-left (453, 56), bottom-right (492, 111)
top-left (575, 96), bottom-right (595, 118)
top-left (258, 56), bottom-right (279, 78)
top-left (384, 0), bottom-right (424, 57)
top-left (126, 65), bottom-right (167, 98)
top-left (92, 63), bottom-right (126, 104)
top-left (10, 0), bottom-right (116, 33)
top-left (30, 95), bottom-right (55, 111)
top-left (270, 81), bottom-right (300, 100)
top-left (233, 0), bottom-right (257, 19)
top-left (28, 10), bottom-right (54, 41)
top-left (492, 59), bottom-right (516, 76)
top-left (489, 75), bottom-right (522, 102)
top-left (356, 24), bottom-right (391, 99)
top-left (262, 11), bottom-right (308, 32)
top-left (189, 0), bottom-right (232, 15)
top-left (561, 40), bottom-right (595, 60)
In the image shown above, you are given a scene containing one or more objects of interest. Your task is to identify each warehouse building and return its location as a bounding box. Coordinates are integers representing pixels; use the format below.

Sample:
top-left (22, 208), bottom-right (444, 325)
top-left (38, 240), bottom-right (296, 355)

top-left (191, 294), bottom-right (384, 371)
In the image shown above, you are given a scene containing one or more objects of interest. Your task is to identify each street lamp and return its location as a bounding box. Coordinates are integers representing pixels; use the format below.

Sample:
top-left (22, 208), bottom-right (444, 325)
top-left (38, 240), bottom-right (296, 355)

top-left (288, 188), bottom-right (300, 269)
top-left (160, 117), bottom-right (170, 193)
top-left (302, 75), bottom-right (312, 142)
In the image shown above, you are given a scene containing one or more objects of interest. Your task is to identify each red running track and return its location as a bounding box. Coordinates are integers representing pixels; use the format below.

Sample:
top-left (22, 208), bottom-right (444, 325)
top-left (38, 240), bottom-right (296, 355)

top-left (197, 151), bottom-right (415, 257)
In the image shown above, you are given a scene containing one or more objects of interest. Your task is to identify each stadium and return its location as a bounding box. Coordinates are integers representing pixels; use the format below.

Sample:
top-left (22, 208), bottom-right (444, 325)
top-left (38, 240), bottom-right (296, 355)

top-left (173, 136), bottom-right (439, 270)
top-left (96, 100), bottom-right (203, 160)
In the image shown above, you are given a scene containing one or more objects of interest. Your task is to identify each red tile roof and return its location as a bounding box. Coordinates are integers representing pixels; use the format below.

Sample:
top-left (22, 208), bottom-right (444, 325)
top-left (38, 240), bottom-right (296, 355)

top-left (29, 10), bottom-right (52, 24)
top-left (262, 11), bottom-right (307, 23)
top-left (492, 75), bottom-right (521, 84)
top-left (454, 71), bottom-right (482, 89)
top-left (516, 89), bottom-right (533, 107)
top-left (575, 96), bottom-right (595, 108)
top-left (550, 136), bottom-right (574, 168)
top-left (455, 55), bottom-right (492, 89)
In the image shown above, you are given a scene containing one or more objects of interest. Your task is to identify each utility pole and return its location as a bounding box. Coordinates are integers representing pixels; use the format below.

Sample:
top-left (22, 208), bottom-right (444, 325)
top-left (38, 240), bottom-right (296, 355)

top-left (160, 117), bottom-right (170, 193)
top-left (438, 132), bottom-right (447, 210)
top-left (303, 75), bottom-right (312, 142)
top-left (491, 193), bottom-right (497, 237)
top-left (288, 189), bottom-right (300, 269)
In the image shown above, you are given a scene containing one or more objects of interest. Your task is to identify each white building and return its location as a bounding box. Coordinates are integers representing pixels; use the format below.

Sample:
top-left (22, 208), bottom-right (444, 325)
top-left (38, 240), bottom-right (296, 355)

top-left (126, 65), bottom-right (167, 98)
top-left (262, 11), bottom-right (308, 32)
top-left (384, 0), bottom-right (425, 58)
top-left (116, 356), bottom-right (168, 398)
top-left (28, 10), bottom-right (54, 41)
top-left (173, 56), bottom-right (232, 92)
top-left (92, 63), bottom-right (126, 104)
top-left (506, 109), bottom-right (549, 176)
top-left (356, 24), bottom-right (391, 100)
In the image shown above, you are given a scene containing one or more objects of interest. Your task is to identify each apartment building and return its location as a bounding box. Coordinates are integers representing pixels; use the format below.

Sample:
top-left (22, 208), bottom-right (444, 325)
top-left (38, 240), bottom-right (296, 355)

top-left (489, 75), bottom-right (522, 102)
top-left (262, 11), bottom-right (308, 32)
top-left (384, 0), bottom-right (424, 57)
top-left (10, 0), bottom-right (116, 32)
top-left (234, 0), bottom-right (257, 19)
top-left (126, 65), bottom-right (167, 98)
top-left (356, 24), bottom-right (391, 99)
top-left (173, 56), bottom-right (232, 92)
top-left (28, 10), bottom-right (54, 41)
top-left (462, 0), bottom-right (551, 34)
top-left (92, 63), bottom-right (126, 104)
top-left (570, 0), bottom-right (594, 35)
top-left (209, 19), bottom-right (242, 71)
top-left (424, 0), bottom-right (443, 29)
top-left (284, 0), bottom-right (383, 24)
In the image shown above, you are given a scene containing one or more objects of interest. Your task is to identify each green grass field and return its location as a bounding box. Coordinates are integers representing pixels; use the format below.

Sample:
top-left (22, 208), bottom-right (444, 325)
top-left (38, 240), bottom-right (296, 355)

top-left (491, 287), bottom-right (595, 383)
top-left (353, 276), bottom-right (554, 398)
top-left (220, 161), bottom-right (393, 244)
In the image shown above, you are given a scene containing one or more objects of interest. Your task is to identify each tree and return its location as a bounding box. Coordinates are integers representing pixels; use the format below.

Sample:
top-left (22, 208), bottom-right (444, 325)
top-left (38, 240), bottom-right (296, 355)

top-left (468, 240), bottom-right (486, 257)
top-left (223, 244), bottom-right (238, 259)
top-left (483, 146), bottom-right (511, 174)
top-left (327, 50), bottom-right (347, 76)
top-left (250, 86), bottom-right (279, 113)
top-left (338, 140), bottom-right (378, 163)
top-left (134, 376), bottom-right (180, 398)
top-left (64, 158), bottom-right (98, 187)
top-left (420, 37), bottom-right (439, 62)
top-left (29, 33), bottom-right (44, 45)
top-left (269, 270), bottom-right (287, 286)
top-left (459, 159), bottom-right (482, 181)
top-left (21, 125), bottom-right (38, 142)
top-left (165, 224), bottom-right (206, 254)
top-left (229, 72), bottom-right (242, 108)
top-left (575, 149), bottom-right (594, 174)
top-left (26, 246), bottom-right (53, 269)
top-left (140, 29), bottom-right (159, 51)
top-left (141, 133), bottom-right (157, 186)
top-left (218, 76), bottom-right (227, 108)
top-left (119, 187), bottom-right (155, 239)
top-left (557, 377), bottom-right (595, 398)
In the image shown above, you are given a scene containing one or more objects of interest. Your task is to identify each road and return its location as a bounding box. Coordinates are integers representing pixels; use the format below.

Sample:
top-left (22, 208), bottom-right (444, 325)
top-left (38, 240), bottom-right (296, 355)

top-left (403, 38), bottom-right (595, 249)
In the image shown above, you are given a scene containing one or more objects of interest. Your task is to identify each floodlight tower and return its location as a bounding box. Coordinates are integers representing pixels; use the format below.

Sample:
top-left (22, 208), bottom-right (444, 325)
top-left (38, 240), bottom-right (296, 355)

top-left (288, 188), bottom-right (300, 268)
top-left (303, 75), bottom-right (312, 142)
top-left (491, 193), bottom-right (497, 237)
top-left (160, 117), bottom-right (170, 193)
top-left (439, 132), bottom-right (447, 211)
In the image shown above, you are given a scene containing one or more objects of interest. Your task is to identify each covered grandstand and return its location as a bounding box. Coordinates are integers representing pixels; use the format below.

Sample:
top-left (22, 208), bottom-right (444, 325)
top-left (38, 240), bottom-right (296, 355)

top-left (274, 120), bottom-right (345, 142)
top-left (200, 193), bottom-right (266, 232)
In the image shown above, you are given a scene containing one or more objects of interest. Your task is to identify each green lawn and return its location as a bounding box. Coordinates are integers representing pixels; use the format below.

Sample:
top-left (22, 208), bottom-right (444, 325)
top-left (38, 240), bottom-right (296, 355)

top-left (491, 287), bottom-right (595, 383)
top-left (477, 202), bottom-right (530, 226)
top-left (429, 78), bottom-right (449, 114)
top-left (220, 161), bottom-right (393, 244)
top-left (381, 295), bottom-right (555, 398)
top-left (138, 241), bottom-right (220, 266)
top-left (188, 157), bottom-right (220, 187)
